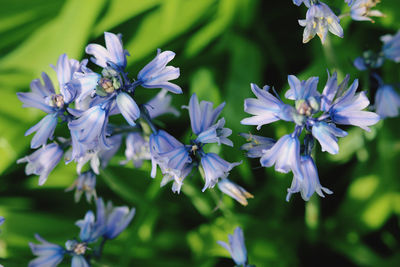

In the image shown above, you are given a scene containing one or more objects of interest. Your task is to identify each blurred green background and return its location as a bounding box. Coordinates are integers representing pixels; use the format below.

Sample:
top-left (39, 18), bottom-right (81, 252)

top-left (0, 0), bottom-right (400, 266)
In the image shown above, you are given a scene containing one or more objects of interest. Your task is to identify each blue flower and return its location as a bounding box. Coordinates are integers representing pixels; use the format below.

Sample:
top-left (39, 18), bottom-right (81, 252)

top-left (298, 2), bottom-right (343, 44)
top-left (68, 103), bottom-right (111, 150)
top-left (217, 227), bottom-right (248, 266)
top-left (86, 32), bottom-right (129, 69)
top-left (188, 93), bottom-right (226, 134)
top-left (381, 31), bottom-right (400, 63)
top-left (96, 198), bottom-right (136, 240)
top-left (145, 89), bottom-right (180, 118)
top-left (329, 79), bottom-right (380, 131)
top-left (240, 133), bottom-right (275, 158)
top-left (116, 91), bottom-right (140, 126)
top-left (137, 49), bottom-right (182, 94)
top-left (260, 133), bottom-right (303, 180)
top-left (75, 211), bottom-right (103, 243)
top-left (286, 155), bottom-right (332, 201)
top-left (311, 121), bottom-right (347, 154)
top-left (149, 130), bottom-right (186, 178)
top-left (65, 240), bottom-right (90, 267)
top-left (350, 0), bottom-right (384, 22)
top-left (196, 118), bottom-right (233, 146)
top-left (218, 178), bottom-right (254, 206)
top-left (345, 0), bottom-right (354, 6)
top-left (200, 153), bottom-right (241, 192)
top-left (24, 113), bottom-right (58, 149)
top-left (159, 164), bottom-right (194, 194)
top-left (292, 0), bottom-right (311, 7)
top-left (29, 234), bottom-right (65, 267)
top-left (121, 132), bottom-right (151, 168)
top-left (285, 75), bottom-right (320, 101)
top-left (66, 171), bottom-right (97, 203)
top-left (17, 143), bottom-right (63, 185)
top-left (241, 83), bottom-right (294, 130)
top-left (375, 84), bottom-right (400, 118)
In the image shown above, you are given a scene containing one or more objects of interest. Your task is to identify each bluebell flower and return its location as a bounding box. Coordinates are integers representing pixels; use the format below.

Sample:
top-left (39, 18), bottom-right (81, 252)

top-left (241, 83), bottom-right (294, 130)
top-left (353, 51), bottom-right (385, 71)
top-left (121, 132), bottom-right (151, 167)
top-left (116, 91), bottom-right (140, 126)
top-left (137, 49), bottom-right (182, 94)
top-left (311, 121), bottom-right (348, 154)
top-left (68, 103), bottom-right (111, 150)
top-left (66, 171), bottom-right (97, 203)
top-left (149, 129), bottom-right (186, 178)
top-left (71, 64), bottom-right (101, 105)
top-left (381, 31), bottom-right (400, 63)
top-left (345, 0), bottom-right (354, 6)
top-left (240, 133), bottom-right (275, 158)
top-left (96, 198), bottom-right (136, 240)
top-left (285, 75), bottom-right (320, 101)
top-left (187, 93), bottom-right (227, 134)
top-left (298, 2), bottom-right (343, 44)
top-left (196, 118), bottom-right (233, 146)
top-left (65, 240), bottom-right (90, 267)
top-left (260, 133), bottom-right (303, 180)
top-left (17, 143), bottom-right (63, 185)
top-left (217, 227), bottom-right (249, 267)
top-left (159, 164), bottom-right (194, 194)
top-left (375, 84), bottom-right (400, 118)
top-left (75, 211), bottom-right (102, 243)
top-left (350, 0), bottom-right (384, 22)
top-left (29, 234), bottom-right (65, 267)
top-left (292, 0), bottom-right (311, 7)
top-left (200, 153), bottom-right (241, 192)
top-left (329, 79), bottom-right (380, 131)
top-left (86, 32), bottom-right (129, 69)
top-left (218, 178), bottom-right (254, 206)
top-left (145, 89), bottom-right (180, 118)
top-left (0, 216), bottom-right (4, 226)
top-left (286, 155), bottom-right (332, 201)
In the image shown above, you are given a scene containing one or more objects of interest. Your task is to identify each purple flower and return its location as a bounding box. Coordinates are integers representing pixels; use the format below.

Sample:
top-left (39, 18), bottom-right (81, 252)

top-left (96, 198), bottom-right (136, 240)
top-left (29, 234), bottom-right (65, 267)
top-left (68, 103), bottom-right (111, 150)
top-left (121, 133), bottom-right (151, 168)
top-left (145, 89), bottom-right (180, 118)
top-left (217, 227), bottom-right (248, 266)
top-left (116, 91), bottom-right (140, 126)
top-left (311, 121), bottom-right (347, 154)
top-left (285, 75), bottom-right (320, 101)
top-left (196, 118), bottom-right (233, 146)
top-left (137, 49), bottom-right (182, 94)
top-left (187, 93), bottom-right (226, 135)
top-left (286, 156), bottom-right (332, 201)
top-left (292, 0), bottom-right (311, 7)
top-left (218, 178), bottom-right (254, 206)
top-left (86, 32), bottom-right (129, 69)
top-left (260, 134), bottom-right (303, 180)
top-left (160, 164), bottom-right (194, 194)
top-left (66, 171), bottom-right (97, 203)
top-left (17, 143), bottom-right (63, 185)
top-left (240, 133), bottom-right (275, 158)
top-left (75, 211), bottom-right (103, 243)
top-left (381, 31), bottom-right (400, 63)
top-left (375, 84), bottom-right (400, 118)
top-left (329, 79), bottom-right (380, 131)
top-left (298, 2), bottom-right (343, 44)
top-left (350, 0), bottom-right (384, 22)
top-left (241, 83), bottom-right (294, 130)
top-left (200, 153), bottom-right (241, 192)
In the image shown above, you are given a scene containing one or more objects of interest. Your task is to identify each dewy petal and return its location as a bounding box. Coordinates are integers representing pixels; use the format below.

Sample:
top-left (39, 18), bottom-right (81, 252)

top-left (116, 92), bottom-right (140, 126)
top-left (375, 85), bottom-right (400, 118)
top-left (25, 113), bottom-right (58, 149)
top-left (312, 121), bottom-right (347, 154)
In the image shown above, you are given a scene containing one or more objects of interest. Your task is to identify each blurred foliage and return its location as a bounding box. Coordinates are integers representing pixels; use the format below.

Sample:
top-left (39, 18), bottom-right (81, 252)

top-left (0, 0), bottom-right (400, 266)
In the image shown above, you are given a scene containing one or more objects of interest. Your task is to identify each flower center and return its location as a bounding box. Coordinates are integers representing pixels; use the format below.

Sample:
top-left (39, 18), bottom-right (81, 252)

top-left (99, 78), bottom-right (115, 93)
top-left (52, 94), bottom-right (64, 108)
top-left (73, 243), bottom-right (87, 255)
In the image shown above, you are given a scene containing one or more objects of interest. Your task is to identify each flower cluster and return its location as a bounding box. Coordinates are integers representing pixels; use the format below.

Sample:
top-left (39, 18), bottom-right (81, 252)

top-left (149, 93), bottom-right (245, 195)
top-left (241, 73), bottom-right (380, 201)
top-left (353, 30), bottom-right (400, 118)
top-left (293, 0), bottom-right (383, 44)
top-left (17, 32), bottom-right (181, 197)
top-left (29, 198), bottom-right (135, 267)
